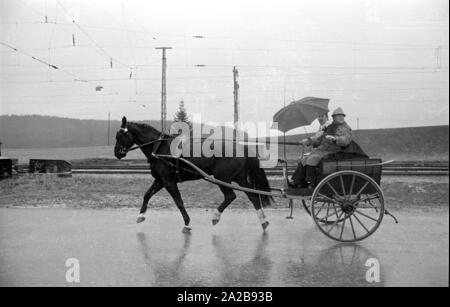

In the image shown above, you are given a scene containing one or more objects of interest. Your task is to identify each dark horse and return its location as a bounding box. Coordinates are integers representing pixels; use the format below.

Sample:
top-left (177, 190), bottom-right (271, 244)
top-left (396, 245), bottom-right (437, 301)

top-left (114, 117), bottom-right (273, 233)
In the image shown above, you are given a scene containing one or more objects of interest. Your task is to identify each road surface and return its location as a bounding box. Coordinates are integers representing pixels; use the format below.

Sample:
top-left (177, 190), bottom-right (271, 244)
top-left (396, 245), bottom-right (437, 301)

top-left (0, 207), bottom-right (448, 286)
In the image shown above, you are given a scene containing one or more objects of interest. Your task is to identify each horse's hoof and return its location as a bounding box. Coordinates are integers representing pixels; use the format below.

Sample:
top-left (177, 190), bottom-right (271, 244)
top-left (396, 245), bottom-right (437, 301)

top-left (261, 221), bottom-right (269, 231)
top-left (136, 216), bottom-right (146, 223)
top-left (182, 226), bottom-right (192, 233)
top-left (212, 219), bottom-right (219, 226)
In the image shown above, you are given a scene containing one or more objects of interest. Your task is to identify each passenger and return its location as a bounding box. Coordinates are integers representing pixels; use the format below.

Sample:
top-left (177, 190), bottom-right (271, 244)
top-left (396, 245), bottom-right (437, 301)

top-left (289, 107), bottom-right (353, 189)
top-left (301, 112), bottom-right (330, 148)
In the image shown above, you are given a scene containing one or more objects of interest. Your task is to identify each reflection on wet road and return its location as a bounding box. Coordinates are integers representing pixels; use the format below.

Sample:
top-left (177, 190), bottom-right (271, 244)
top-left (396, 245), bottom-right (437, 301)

top-left (0, 208), bottom-right (447, 286)
top-left (136, 231), bottom-right (192, 286)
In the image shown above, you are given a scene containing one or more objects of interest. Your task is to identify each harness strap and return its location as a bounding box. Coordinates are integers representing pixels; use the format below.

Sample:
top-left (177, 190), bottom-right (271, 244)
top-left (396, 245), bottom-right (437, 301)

top-left (128, 134), bottom-right (173, 152)
top-left (175, 158), bottom-right (181, 182)
top-left (152, 137), bottom-right (163, 154)
top-left (151, 154), bottom-right (201, 178)
top-left (142, 133), bottom-right (165, 164)
top-left (147, 133), bottom-right (195, 181)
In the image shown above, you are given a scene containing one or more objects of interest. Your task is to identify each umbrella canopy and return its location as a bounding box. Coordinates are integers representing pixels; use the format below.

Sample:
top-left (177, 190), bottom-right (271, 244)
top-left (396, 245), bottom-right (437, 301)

top-left (271, 97), bottom-right (330, 133)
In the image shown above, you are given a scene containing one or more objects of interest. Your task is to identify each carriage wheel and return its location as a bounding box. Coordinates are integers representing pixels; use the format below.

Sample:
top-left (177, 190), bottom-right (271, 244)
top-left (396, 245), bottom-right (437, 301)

top-left (311, 170), bottom-right (384, 242)
top-left (302, 199), bottom-right (347, 225)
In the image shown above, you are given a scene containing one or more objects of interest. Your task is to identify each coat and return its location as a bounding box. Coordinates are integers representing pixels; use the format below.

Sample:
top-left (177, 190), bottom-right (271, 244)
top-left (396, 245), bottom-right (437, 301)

top-left (305, 121), bottom-right (330, 147)
top-left (301, 121), bottom-right (353, 166)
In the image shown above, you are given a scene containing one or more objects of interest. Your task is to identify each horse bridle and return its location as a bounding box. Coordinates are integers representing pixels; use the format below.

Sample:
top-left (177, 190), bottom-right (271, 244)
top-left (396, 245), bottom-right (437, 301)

top-left (119, 127), bottom-right (173, 152)
top-left (119, 127), bottom-right (185, 179)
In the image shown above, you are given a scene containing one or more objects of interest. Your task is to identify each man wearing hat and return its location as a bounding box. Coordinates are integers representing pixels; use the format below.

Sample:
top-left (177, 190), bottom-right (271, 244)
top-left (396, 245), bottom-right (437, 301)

top-left (289, 107), bottom-right (353, 189)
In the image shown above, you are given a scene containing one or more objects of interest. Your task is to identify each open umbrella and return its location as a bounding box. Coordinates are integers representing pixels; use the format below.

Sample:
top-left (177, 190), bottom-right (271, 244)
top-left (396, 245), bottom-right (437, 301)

top-left (271, 96), bottom-right (330, 178)
top-left (271, 97), bottom-right (330, 133)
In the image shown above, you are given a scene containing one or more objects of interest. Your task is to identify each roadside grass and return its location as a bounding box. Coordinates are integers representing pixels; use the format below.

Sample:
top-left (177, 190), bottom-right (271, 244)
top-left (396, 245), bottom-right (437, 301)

top-left (0, 174), bottom-right (448, 210)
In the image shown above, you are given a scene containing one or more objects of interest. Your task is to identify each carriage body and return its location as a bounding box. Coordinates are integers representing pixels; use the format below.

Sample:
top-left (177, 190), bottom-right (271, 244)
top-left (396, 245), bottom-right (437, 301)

top-left (287, 156), bottom-right (387, 243)
top-left (287, 157), bottom-right (383, 197)
top-left (315, 158), bottom-right (382, 195)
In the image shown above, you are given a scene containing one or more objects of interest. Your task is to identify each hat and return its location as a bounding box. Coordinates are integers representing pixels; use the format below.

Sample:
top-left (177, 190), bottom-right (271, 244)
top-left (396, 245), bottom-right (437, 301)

top-left (332, 107), bottom-right (346, 117)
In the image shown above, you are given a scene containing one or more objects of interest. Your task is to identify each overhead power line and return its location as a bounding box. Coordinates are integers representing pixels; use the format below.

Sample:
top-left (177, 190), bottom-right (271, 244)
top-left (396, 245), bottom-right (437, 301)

top-left (55, 0), bottom-right (131, 70)
top-left (1, 69), bottom-right (448, 84)
top-left (1, 87), bottom-right (447, 100)
top-left (2, 97), bottom-right (446, 106)
top-left (0, 41), bottom-right (57, 69)
top-left (30, 20), bottom-right (449, 48)
top-left (17, 0), bottom-right (47, 21)
top-left (11, 43), bottom-right (447, 52)
top-left (1, 61), bottom-right (446, 71)
top-left (0, 41), bottom-right (87, 82)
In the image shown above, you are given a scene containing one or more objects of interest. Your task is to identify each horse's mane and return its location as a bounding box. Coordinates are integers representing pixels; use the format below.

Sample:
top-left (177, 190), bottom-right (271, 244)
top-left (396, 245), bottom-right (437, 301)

top-left (128, 121), bottom-right (172, 138)
top-left (130, 122), bottom-right (159, 132)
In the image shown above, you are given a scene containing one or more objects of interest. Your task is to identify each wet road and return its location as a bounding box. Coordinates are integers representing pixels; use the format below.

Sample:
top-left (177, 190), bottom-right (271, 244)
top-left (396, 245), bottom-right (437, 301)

top-left (0, 207), bottom-right (448, 287)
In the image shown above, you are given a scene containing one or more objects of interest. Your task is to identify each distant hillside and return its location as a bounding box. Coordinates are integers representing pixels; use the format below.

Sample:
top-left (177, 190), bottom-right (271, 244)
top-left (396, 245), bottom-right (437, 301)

top-left (0, 115), bottom-right (162, 148)
top-left (0, 115), bottom-right (240, 149)
top-left (0, 115), bottom-right (448, 161)
top-left (280, 125), bottom-right (449, 161)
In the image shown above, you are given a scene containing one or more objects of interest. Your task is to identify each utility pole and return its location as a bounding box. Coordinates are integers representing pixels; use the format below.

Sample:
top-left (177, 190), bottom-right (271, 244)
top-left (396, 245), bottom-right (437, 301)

top-left (107, 111), bottom-right (111, 146)
top-left (233, 66), bottom-right (239, 140)
top-left (155, 47), bottom-right (172, 133)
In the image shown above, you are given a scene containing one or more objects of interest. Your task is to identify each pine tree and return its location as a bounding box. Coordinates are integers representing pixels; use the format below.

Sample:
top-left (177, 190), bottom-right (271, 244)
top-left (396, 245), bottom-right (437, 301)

top-left (174, 99), bottom-right (190, 126)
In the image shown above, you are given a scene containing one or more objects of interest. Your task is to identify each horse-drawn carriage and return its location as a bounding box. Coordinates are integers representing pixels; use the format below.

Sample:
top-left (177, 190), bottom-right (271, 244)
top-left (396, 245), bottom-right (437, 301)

top-left (272, 97), bottom-right (397, 242)
top-left (167, 144), bottom-right (397, 242)
top-left (114, 97), bottom-right (397, 242)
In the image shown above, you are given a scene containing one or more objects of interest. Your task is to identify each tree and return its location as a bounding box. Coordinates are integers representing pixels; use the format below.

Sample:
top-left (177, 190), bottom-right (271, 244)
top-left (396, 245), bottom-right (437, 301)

top-left (174, 99), bottom-right (190, 126)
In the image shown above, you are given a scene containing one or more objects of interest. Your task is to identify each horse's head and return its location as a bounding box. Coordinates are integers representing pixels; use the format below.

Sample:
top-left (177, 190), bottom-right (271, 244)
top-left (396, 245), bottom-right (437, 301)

top-left (114, 116), bottom-right (136, 159)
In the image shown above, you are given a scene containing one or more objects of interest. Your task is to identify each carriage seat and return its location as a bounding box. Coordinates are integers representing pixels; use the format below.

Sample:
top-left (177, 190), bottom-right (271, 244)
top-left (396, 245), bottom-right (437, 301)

top-left (317, 141), bottom-right (380, 184)
top-left (318, 157), bottom-right (382, 185)
top-left (287, 141), bottom-right (380, 196)
top-left (324, 140), bottom-right (369, 161)
top-left (287, 157), bottom-right (382, 197)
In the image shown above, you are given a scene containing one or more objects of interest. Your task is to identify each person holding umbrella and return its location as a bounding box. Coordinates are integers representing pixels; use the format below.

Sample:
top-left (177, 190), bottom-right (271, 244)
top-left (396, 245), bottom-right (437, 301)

top-left (288, 111), bottom-right (329, 185)
top-left (300, 112), bottom-right (331, 148)
top-left (288, 107), bottom-right (353, 189)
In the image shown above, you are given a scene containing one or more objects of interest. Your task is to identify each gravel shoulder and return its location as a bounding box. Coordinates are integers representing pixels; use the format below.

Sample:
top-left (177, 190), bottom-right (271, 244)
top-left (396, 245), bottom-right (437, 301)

top-left (0, 174), bottom-right (448, 210)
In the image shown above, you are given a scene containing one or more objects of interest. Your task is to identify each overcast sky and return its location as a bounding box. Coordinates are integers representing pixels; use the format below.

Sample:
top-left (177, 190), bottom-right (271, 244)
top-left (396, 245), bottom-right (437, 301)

top-left (0, 0), bottom-right (448, 133)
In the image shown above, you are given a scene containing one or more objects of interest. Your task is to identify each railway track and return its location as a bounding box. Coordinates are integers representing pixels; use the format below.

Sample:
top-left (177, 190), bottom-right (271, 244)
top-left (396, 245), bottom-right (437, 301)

top-left (71, 162), bottom-right (449, 176)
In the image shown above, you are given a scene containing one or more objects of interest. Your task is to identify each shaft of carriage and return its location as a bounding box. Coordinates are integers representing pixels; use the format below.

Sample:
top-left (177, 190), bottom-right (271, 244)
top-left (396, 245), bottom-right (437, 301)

top-left (153, 153), bottom-right (396, 242)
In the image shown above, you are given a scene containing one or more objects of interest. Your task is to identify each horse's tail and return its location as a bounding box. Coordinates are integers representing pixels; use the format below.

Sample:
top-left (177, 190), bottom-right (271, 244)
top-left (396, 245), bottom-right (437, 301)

top-left (246, 157), bottom-right (273, 207)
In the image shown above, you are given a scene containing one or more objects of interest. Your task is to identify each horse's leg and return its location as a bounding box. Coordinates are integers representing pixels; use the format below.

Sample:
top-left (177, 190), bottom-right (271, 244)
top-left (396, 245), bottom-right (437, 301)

top-left (164, 182), bottom-right (191, 233)
top-left (212, 186), bottom-right (237, 226)
top-left (137, 179), bottom-right (164, 223)
top-left (247, 192), bottom-right (269, 231)
top-left (236, 178), bottom-right (269, 231)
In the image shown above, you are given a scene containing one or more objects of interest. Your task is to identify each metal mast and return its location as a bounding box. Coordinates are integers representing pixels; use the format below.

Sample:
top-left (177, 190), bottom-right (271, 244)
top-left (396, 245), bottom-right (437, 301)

top-left (155, 47), bottom-right (172, 133)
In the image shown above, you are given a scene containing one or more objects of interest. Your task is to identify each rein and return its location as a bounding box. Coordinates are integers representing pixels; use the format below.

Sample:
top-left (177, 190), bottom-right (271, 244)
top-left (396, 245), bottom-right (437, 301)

top-left (124, 127), bottom-right (304, 153)
top-left (121, 125), bottom-right (304, 153)
top-left (128, 138), bottom-right (303, 151)
top-left (128, 137), bottom-right (173, 151)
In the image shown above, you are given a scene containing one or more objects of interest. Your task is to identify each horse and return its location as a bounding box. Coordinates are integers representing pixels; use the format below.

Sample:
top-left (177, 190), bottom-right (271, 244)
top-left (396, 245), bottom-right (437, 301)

top-left (114, 116), bottom-right (273, 233)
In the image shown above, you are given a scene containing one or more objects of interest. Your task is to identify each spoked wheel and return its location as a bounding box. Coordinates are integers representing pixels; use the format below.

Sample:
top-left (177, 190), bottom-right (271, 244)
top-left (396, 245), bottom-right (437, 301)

top-left (311, 170), bottom-right (384, 242)
top-left (302, 199), bottom-right (347, 225)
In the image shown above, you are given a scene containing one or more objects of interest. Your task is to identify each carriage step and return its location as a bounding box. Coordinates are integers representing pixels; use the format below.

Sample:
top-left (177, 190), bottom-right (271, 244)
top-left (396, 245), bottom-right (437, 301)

top-left (287, 186), bottom-right (314, 197)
